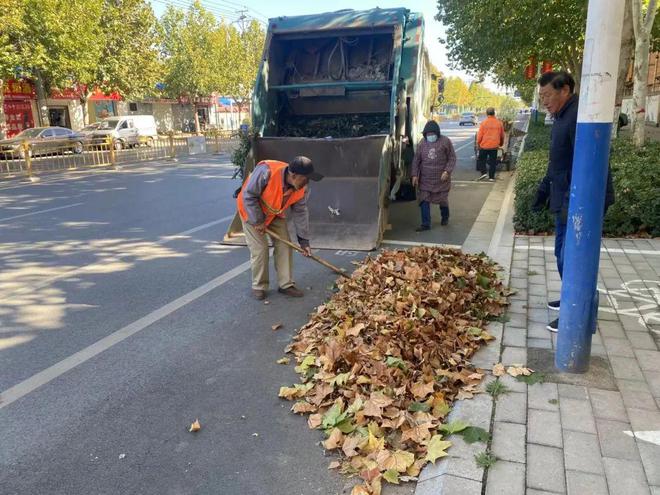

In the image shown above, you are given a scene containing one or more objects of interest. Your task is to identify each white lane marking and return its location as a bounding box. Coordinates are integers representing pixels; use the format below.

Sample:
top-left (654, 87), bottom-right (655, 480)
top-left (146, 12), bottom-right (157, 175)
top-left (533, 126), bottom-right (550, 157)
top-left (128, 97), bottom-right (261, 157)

top-left (515, 245), bottom-right (660, 256)
top-left (0, 203), bottom-right (84, 222)
top-left (454, 141), bottom-right (475, 154)
top-left (0, 260), bottom-right (252, 410)
top-left (381, 239), bottom-right (462, 249)
top-left (623, 430), bottom-right (660, 446)
top-left (2, 215), bottom-right (236, 299)
top-left (487, 175), bottom-right (516, 258)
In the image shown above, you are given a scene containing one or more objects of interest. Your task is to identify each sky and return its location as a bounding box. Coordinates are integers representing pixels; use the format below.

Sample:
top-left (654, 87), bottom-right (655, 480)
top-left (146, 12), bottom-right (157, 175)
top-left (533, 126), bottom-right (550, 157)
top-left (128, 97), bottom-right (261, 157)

top-left (149, 0), bottom-right (502, 92)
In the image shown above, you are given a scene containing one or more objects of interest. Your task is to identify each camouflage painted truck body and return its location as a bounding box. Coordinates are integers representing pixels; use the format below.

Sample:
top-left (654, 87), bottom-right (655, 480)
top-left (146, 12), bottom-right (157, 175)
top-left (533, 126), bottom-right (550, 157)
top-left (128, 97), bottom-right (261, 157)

top-left (224, 8), bottom-right (431, 250)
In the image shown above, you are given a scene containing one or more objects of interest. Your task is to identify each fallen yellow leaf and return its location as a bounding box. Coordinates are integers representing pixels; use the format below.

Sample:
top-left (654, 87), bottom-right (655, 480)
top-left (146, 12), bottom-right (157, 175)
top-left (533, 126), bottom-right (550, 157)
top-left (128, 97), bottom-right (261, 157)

top-left (493, 363), bottom-right (506, 377)
top-left (276, 357), bottom-right (290, 365)
top-left (189, 419), bottom-right (201, 433)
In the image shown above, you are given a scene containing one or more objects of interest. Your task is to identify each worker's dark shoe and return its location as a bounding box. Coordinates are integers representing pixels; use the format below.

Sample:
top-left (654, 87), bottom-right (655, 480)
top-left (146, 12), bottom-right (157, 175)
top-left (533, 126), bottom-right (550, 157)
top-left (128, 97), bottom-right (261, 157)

top-left (547, 318), bottom-right (559, 333)
top-left (416, 225), bottom-right (431, 232)
top-left (279, 286), bottom-right (304, 298)
top-left (548, 300), bottom-right (561, 311)
top-left (252, 289), bottom-right (267, 301)
top-left (440, 207), bottom-right (450, 226)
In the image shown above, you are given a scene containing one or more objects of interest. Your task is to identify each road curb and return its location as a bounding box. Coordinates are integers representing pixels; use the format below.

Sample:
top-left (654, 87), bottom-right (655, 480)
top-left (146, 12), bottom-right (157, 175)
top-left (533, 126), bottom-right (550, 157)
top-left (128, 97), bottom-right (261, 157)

top-left (415, 167), bottom-right (517, 495)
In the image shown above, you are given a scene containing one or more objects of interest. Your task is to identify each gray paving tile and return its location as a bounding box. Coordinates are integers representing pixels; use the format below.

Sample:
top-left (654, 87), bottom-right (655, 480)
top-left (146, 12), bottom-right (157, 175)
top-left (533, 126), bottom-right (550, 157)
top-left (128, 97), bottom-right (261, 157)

top-left (495, 391), bottom-right (527, 425)
top-left (558, 384), bottom-right (589, 400)
top-left (598, 321), bottom-right (626, 339)
top-left (527, 444), bottom-right (566, 493)
top-left (645, 370), bottom-right (660, 397)
top-left (563, 430), bottom-right (604, 475)
top-left (610, 356), bottom-right (646, 381)
top-left (604, 337), bottom-right (636, 358)
top-left (560, 398), bottom-right (597, 434)
top-left (528, 338), bottom-right (553, 349)
top-left (528, 409), bottom-right (562, 448)
top-left (492, 422), bottom-right (526, 463)
top-left (527, 322), bottom-right (552, 340)
top-left (627, 408), bottom-right (660, 431)
top-left (528, 382), bottom-right (559, 412)
top-left (628, 331), bottom-right (659, 350)
top-left (638, 441), bottom-right (660, 486)
top-left (503, 326), bottom-right (527, 348)
top-left (596, 418), bottom-right (640, 461)
top-left (603, 457), bottom-right (651, 495)
top-left (636, 350), bottom-right (660, 372)
top-left (499, 373), bottom-right (528, 394)
top-left (620, 385), bottom-right (659, 411)
top-left (589, 389), bottom-right (628, 421)
top-left (419, 454), bottom-right (484, 482)
top-left (485, 460), bottom-right (526, 495)
top-left (566, 471), bottom-right (608, 495)
top-left (502, 346), bottom-right (527, 366)
top-left (416, 474), bottom-right (482, 495)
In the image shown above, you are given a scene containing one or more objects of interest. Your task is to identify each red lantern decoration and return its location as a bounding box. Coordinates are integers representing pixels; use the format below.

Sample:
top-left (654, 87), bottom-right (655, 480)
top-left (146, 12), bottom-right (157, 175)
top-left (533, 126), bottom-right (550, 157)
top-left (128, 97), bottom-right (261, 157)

top-left (541, 60), bottom-right (553, 73)
top-left (524, 57), bottom-right (537, 80)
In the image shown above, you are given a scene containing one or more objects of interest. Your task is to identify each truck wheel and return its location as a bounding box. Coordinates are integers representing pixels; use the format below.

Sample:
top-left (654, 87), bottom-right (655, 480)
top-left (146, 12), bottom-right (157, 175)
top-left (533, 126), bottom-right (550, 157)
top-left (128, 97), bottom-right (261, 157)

top-left (73, 141), bottom-right (83, 154)
top-left (114, 140), bottom-right (123, 151)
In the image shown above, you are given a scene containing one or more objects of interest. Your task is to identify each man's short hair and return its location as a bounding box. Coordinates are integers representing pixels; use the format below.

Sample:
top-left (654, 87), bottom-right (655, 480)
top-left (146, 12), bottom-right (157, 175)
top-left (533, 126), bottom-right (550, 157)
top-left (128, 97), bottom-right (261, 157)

top-left (486, 107), bottom-right (495, 116)
top-left (538, 71), bottom-right (576, 94)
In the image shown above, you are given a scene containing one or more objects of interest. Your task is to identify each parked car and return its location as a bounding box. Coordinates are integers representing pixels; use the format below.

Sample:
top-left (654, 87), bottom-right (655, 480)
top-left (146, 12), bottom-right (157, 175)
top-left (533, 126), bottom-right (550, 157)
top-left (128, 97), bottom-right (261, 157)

top-left (0, 127), bottom-right (85, 159)
top-left (459, 112), bottom-right (478, 126)
top-left (90, 115), bottom-right (158, 150)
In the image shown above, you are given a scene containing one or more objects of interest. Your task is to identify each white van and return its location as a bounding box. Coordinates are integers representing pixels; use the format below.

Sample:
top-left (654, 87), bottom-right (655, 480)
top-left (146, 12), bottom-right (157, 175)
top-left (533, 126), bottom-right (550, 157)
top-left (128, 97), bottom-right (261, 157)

top-left (92, 115), bottom-right (158, 150)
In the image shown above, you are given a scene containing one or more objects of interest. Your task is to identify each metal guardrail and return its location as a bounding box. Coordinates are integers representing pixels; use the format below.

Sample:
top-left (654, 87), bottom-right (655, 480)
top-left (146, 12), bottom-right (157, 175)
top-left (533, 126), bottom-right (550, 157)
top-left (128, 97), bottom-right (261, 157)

top-left (0, 133), bottom-right (239, 181)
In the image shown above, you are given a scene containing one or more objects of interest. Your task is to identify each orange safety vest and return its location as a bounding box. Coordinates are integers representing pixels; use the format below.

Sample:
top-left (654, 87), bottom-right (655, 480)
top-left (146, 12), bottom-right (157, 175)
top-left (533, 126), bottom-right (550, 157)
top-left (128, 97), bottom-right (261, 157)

top-left (237, 160), bottom-right (307, 226)
top-left (477, 116), bottom-right (505, 150)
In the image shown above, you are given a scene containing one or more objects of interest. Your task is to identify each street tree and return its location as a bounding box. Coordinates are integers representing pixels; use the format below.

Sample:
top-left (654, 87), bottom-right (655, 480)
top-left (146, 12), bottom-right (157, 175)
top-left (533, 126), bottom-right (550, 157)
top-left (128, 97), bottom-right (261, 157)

top-left (436, 1), bottom-right (587, 91)
top-left (631, 0), bottom-right (659, 146)
top-left (442, 77), bottom-right (471, 112)
top-left (160, 1), bottom-right (228, 133)
top-left (0, 0), bottom-right (24, 138)
top-left (22, 0), bottom-right (103, 126)
top-left (225, 20), bottom-right (265, 124)
top-left (73, 0), bottom-right (162, 125)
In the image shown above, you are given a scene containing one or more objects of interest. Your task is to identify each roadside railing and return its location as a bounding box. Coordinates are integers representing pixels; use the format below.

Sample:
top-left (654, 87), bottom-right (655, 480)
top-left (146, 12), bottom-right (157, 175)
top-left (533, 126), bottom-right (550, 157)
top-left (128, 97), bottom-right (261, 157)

top-left (0, 132), bottom-right (239, 181)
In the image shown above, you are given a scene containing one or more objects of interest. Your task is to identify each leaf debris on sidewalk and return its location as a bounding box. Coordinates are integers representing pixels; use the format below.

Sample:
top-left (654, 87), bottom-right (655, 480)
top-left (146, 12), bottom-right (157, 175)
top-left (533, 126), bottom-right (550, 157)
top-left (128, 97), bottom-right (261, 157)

top-left (278, 247), bottom-right (510, 494)
top-left (189, 419), bottom-right (201, 433)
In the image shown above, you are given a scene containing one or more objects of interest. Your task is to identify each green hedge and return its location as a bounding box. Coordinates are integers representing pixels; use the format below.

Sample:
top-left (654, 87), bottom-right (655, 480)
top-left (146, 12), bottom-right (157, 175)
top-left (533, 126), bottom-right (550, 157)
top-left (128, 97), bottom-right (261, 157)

top-left (514, 122), bottom-right (660, 237)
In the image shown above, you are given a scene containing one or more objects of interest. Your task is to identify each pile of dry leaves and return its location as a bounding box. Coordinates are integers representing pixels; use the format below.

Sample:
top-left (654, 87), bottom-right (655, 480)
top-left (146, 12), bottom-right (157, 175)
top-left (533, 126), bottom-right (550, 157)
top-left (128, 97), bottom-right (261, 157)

top-left (279, 247), bottom-right (510, 494)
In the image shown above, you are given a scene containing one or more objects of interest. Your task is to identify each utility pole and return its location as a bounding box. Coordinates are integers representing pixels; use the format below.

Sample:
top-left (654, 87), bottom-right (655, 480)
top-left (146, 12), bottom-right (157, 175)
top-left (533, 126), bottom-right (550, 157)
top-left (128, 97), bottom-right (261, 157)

top-left (556, 0), bottom-right (625, 373)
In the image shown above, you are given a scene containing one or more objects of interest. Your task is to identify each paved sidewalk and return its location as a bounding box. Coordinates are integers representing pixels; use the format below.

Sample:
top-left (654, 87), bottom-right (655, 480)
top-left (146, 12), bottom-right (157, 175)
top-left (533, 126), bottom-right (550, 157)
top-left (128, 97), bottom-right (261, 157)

top-left (441, 235), bottom-right (660, 495)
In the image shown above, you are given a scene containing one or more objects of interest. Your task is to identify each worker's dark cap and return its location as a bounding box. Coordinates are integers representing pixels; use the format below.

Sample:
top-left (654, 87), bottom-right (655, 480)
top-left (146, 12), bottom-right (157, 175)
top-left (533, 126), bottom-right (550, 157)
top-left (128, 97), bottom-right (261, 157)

top-left (289, 156), bottom-right (323, 181)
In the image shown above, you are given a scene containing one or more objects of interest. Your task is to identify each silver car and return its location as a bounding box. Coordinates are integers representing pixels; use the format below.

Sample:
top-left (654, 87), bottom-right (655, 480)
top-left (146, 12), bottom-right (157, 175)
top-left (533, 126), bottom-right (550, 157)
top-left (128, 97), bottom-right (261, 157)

top-left (459, 112), bottom-right (478, 126)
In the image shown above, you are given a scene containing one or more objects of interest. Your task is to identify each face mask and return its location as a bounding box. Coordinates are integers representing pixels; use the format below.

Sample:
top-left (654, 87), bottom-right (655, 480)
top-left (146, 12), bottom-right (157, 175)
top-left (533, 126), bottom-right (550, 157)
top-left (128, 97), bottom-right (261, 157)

top-left (426, 134), bottom-right (438, 143)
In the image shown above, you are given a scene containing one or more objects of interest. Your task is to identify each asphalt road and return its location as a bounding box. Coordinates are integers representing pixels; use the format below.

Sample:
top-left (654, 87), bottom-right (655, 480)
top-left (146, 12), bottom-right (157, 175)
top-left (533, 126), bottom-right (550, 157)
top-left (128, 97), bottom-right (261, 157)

top-left (0, 122), bottom-right (500, 495)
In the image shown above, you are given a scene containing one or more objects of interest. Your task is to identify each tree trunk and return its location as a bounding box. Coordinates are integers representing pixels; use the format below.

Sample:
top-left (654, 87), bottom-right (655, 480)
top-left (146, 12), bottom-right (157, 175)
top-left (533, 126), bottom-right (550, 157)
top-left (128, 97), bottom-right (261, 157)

top-left (34, 70), bottom-right (50, 127)
top-left (631, 0), bottom-right (659, 147)
top-left (613, 0), bottom-right (635, 139)
top-left (194, 108), bottom-right (201, 135)
top-left (79, 92), bottom-right (92, 126)
top-left (0, 78), bottom-right (6, 140)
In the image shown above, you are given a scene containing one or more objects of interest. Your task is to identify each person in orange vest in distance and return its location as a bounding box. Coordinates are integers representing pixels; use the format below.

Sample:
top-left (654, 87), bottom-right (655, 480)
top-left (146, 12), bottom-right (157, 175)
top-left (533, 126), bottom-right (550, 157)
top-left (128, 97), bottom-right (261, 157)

top-left (237, 156), bottom-right (323, 300)
top-left (476, 107), bottom-right (505, 181)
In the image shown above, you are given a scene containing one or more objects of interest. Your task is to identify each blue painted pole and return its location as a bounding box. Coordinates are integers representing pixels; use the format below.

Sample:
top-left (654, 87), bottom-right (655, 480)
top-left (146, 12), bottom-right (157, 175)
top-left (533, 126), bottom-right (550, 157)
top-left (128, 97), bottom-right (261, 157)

top-left (556, 0), bottom-right (625, 373)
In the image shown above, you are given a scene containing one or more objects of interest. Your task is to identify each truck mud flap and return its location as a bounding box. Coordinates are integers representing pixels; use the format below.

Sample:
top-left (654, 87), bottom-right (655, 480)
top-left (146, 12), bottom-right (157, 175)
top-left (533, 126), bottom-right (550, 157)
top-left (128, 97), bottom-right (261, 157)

top-left (222, 135), bottom-right (391, 251)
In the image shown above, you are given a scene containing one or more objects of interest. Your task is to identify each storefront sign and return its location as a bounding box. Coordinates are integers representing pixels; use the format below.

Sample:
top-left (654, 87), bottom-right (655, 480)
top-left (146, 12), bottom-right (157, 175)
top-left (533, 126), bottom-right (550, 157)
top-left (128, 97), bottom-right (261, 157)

top-left (2, 79), bottom-right (36, 99)
top-left (3, 100), bottom-right (35, 137)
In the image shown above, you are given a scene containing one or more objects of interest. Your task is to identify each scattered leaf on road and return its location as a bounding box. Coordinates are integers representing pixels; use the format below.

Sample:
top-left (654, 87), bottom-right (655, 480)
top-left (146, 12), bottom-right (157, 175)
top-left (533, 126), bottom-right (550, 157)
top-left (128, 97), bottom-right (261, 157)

top-left (272, 323), bottom-right (283, 331)
top-left (189, 419), bottom-right (201, 433)
top-left (276, 357), bottom-right (290, 365)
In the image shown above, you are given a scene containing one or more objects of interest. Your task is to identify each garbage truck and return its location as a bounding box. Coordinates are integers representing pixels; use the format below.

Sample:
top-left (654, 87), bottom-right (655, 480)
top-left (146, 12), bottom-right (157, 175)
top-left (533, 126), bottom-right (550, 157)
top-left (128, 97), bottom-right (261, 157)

top-left (223, 8), bottom-right (433, 250)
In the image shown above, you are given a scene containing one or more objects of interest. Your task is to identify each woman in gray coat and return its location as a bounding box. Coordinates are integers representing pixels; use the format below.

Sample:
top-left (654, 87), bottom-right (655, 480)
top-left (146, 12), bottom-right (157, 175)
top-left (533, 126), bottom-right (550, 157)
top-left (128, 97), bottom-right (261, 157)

top-left (411, 120), bottom-right (457, 231)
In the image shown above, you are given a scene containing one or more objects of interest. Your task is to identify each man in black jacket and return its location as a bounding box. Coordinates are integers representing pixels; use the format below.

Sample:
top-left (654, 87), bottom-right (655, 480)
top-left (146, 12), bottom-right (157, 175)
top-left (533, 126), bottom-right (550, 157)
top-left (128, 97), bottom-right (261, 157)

top-left (532, 71), bottom-right (615, 332)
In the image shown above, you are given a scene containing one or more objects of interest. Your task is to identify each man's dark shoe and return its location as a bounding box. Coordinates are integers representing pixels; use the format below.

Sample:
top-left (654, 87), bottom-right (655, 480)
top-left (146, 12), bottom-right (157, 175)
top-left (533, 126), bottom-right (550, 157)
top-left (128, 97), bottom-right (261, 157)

top-left (416, 225), bottom-right (431, 232)
top-left (278, 286), bottom-right (304, 298)
top-left (547, 318), bottom-right (559, 333)
top-left (440, 218), bottom-right (449, 226)
top-left (548, 300), bottom-right (560, 311)
top-left (252, 289), bottom-right (266, 301)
